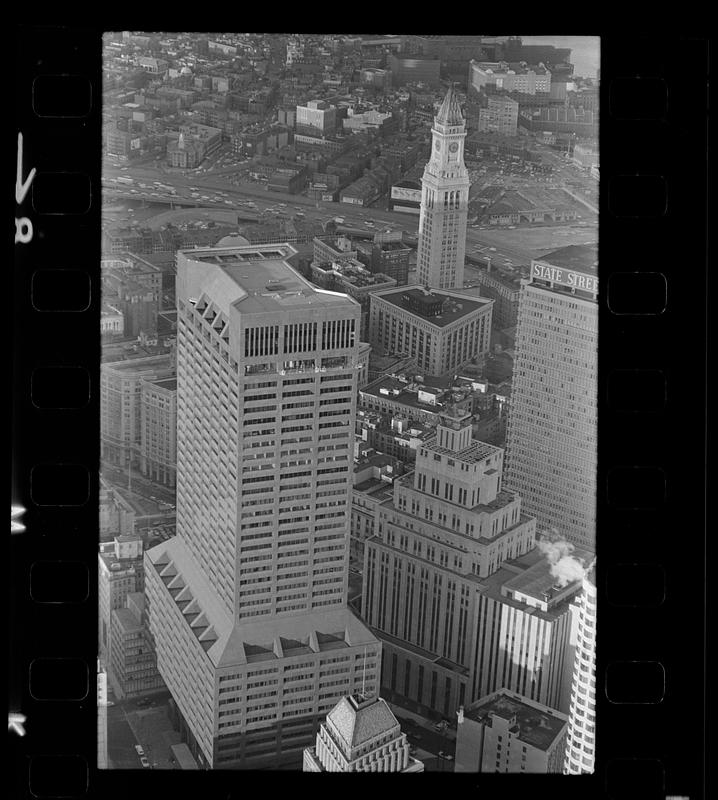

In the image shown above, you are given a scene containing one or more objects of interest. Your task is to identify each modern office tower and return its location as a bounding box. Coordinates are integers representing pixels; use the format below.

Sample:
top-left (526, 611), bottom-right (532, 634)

top-left (504, 245), bottom-right (598, 550)
top-left (144, 243), bottom-right (381, 769)
top-left (563, 574), bottom-right (597, 774)
top-left (361, 407), bottom-right (566, 718)
top-left (455, 689), bottom-right (568, 773)
top-left (303, 694), bottom-right (424, 772)
top-left (416, 85), bottom-right (470, 291)
top-left (368, 286), bottom-right (493, 377)
top-left (98, 660), bottom-right (109, 769)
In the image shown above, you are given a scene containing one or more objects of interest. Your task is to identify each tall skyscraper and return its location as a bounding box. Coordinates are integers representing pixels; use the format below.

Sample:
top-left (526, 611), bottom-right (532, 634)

top-left (504, 245), bottom-right (598, 550)
top-left (144, 243), bottom-right (380, 769)
top-left (563, 574), bottom-right (596, 774)
top-left (359, 408), bottom-right (587, 718)
top-left (303, 694), bottom-right (424, 772)
top-left (416, 85), bottom-right (470, 291)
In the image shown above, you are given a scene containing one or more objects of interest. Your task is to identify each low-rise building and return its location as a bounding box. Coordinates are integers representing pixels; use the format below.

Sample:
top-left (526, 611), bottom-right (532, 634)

top-left (99, 481), bottom-right (137, 541)
top-left (310, 259), bottom-right (396, 341)
top-left (351, 452), bottom-right (402, 563)
top-left (355, 233), bottom-right (412, 287)
top-left (356, 409), bottom-right (435, 465)
top-left (101, 303), bottom-right (125, 337)
top-left (455, 689), bottom-right (568, 773)
top-left (109, 592), bottom-right (165, 699)
top-left (469, 60), bottom-right (551, 95)
top-left (98, 534), bottom-right (145, 666)
top-left (389, 179), bottom-right (422, 215)
top-left (340, 177), bottom-right (381, 207)
top-left (478, 96), bottom-right (519, 136)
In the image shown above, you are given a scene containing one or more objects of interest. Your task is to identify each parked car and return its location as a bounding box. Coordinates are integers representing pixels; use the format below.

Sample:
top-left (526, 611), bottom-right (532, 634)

top-left (140, 756), bottom-right (151, 768)
top-left (134, 745), bottom-right (145, 756)
top-left (438, 751), bottom-right (454, 761)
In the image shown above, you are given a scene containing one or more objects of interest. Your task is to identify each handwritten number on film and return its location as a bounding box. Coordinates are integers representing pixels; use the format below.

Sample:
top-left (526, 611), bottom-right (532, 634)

top-left (15, 133), bottom-right (36, 244)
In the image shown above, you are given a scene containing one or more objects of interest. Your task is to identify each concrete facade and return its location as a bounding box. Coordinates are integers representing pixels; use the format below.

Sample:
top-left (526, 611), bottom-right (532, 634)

top-left (145, 243), bottom-right (380, 768)
top-left (504, 246), bottom-right (598, 550)
top-left (361, 410), bottom-right (579, 718)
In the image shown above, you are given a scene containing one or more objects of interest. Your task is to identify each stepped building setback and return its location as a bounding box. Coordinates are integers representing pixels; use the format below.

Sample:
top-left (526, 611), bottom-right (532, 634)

top-left (361, 408), bottom-right (582, 717)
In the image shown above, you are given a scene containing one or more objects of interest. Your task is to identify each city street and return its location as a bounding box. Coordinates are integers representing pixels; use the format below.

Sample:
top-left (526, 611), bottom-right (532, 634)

top-left (107, 695), bottom-right (179, 771)
top-left (101, 462), bottom-right (176, 508)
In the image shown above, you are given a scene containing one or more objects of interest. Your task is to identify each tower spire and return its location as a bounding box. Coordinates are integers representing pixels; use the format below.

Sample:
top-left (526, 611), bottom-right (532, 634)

top-left (435, 82), bottom-right (463, 126)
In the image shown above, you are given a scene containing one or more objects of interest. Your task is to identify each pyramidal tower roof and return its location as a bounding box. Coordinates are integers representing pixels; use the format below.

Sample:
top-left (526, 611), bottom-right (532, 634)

top-left (326, 695), bottom-right (399, 751)
top-left (436, 84), bottom-right (464, 125)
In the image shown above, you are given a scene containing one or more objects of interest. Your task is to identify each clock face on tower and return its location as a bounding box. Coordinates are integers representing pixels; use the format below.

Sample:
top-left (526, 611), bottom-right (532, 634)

top-left (449, 142), bottom-right (459, 153)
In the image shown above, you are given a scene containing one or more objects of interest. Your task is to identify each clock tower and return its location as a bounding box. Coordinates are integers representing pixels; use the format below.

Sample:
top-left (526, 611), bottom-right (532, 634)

top-left (416, 85), bottom-right (470, 291)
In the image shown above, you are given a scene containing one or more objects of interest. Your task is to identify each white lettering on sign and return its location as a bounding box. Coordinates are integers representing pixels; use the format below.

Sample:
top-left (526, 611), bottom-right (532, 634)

top-left (15, 132), bottom-right (36, 244)
top-left (532, 261), bottom-right (598, 294)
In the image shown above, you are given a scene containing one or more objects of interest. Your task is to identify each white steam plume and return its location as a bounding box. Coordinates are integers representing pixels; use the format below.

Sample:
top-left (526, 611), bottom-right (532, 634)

top-left (537, 528), bottom-right (590, 588)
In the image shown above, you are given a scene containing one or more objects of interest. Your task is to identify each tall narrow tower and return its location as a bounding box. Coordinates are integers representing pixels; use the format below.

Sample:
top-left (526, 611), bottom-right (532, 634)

top-left (416, 85), bottom-right (470, 291)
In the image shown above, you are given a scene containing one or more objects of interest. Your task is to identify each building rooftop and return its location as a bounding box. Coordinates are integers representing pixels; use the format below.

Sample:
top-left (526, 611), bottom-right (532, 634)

top-left (502, 557), bottom-right (581, 604)
top-left (424, 436), bottom-right (502, 465)
top-left (113, 606), bottom-right (142, 634)
top-left (327, 695), bottom-right (400, 751)
top-left (150, 377), bottom-right (177, 391)
top-left (463, 690), bottom-right (566, 751)
top-left (102, 353), bottom-right (174, 375)
top-left (179, 244), bottom-right (359, 317)
top-left (375, 286), bottom-right (490, 328)
top-left (537, 244), bottom-right (598, 275)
